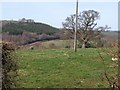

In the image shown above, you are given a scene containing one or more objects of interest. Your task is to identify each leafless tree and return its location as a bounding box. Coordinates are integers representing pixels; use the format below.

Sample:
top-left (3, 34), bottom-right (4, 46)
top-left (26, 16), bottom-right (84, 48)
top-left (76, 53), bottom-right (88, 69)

top-left (63, 10), bottom-right (109, 48)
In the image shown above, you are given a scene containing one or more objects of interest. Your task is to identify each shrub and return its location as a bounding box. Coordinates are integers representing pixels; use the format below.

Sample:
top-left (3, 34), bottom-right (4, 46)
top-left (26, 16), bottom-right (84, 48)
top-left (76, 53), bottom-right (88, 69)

top-left (1, 42), bottom-right (18, 89)
top-left (86, 42), bottom-right (96, 48)
top-left (78, 42), bottom-right (95, 48)
top-left (65, 45), bottom-right (70, 48)
top-left (30, 46), bottom-right (34, 50)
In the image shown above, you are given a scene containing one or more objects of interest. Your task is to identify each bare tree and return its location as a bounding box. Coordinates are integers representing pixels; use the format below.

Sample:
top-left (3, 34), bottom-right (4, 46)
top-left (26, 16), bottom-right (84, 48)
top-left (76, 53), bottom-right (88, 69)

top-left (63, 10), bottom-right (109, 48)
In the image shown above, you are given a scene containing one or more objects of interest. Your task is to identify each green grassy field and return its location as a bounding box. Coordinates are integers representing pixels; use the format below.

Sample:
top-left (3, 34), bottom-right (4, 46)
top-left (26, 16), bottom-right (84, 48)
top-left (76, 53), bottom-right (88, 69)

top-left (23, 40), bottom-right (75, 50)
top-left (15, 48), bottom-right (118, 88)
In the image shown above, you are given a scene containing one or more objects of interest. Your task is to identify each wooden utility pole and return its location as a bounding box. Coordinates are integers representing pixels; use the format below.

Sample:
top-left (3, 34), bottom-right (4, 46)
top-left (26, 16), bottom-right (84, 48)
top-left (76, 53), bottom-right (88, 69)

top-left (74, 0), bottom-right (78, 52)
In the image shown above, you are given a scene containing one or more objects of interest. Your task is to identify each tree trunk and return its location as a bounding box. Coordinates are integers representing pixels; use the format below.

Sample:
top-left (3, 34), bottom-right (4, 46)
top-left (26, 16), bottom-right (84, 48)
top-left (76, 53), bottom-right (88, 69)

top-left (82, 42), bottom-right (86, 48)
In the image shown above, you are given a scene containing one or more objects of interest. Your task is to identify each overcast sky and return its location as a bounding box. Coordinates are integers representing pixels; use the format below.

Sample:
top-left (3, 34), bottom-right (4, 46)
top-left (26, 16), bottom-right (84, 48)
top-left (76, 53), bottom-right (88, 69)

top-left (1, 1), bottom-right (118, 30)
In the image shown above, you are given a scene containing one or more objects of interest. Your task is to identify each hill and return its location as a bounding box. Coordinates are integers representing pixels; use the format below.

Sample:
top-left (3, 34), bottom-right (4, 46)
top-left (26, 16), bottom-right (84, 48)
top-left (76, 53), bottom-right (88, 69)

top-left (102, 31), bottom-right (118, 42)
top-left (102, 31), bottom-right (118, 37)
top-left (1, 20), bottom-right (59, 35)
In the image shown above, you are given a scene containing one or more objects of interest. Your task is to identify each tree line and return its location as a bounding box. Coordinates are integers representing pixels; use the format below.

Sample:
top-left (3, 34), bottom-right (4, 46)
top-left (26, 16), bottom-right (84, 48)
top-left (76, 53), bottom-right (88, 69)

top-left (2, 20), bottom-right (59, 35)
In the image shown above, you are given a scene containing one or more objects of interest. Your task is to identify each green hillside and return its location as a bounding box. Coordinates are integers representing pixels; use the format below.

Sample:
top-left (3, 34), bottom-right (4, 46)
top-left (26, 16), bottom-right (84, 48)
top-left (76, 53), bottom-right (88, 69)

top-left (2, 20), bottom-right (59, 35)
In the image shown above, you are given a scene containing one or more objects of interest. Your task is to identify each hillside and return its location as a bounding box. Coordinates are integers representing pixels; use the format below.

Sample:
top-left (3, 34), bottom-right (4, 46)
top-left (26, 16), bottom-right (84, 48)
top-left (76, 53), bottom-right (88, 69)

top-left (1, 20), bottom-right (59, 35)
top-left (102, 31), bottom-right (118, 42)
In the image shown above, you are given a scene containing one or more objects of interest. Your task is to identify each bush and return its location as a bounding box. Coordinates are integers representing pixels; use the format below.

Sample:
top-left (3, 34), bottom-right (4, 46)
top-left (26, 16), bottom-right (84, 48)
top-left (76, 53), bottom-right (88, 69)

top-left (65, 45), bottom-right (70, 48)
top-left (30, 46), bottom-right (34, 50)
top-left (78, 42), bottom-right (95, 48)
top-left (86, 42), bottom-right (96, 48)
top-left (1, 42), bottom-right (18, 89)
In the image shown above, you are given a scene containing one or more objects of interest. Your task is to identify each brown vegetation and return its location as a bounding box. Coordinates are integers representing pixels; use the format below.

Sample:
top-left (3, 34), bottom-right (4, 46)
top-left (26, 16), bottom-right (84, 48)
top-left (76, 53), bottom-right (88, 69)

top-left (1, 41), bottom-right (18, 89)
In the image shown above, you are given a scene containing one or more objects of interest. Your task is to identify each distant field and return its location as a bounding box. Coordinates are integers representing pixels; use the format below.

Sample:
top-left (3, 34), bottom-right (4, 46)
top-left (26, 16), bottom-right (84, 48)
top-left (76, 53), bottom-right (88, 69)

top-left (15, 48), bottom-right (117, 88)
top-left (102, 31), bottom-right (118, 36)
top-left (23, 40), bottom-right (75, 50)
top-left (102, 31), bottom-right (118, 42)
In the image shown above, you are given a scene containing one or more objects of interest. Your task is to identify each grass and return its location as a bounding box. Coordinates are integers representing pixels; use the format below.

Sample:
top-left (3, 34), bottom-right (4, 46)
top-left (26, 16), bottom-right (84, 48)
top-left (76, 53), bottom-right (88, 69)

top-left (15, 48), bottom-right (118, 88)
top-left (23, 39), bottom-right (79, 50)
top-left (41, 40), bottom-right (74, 48)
